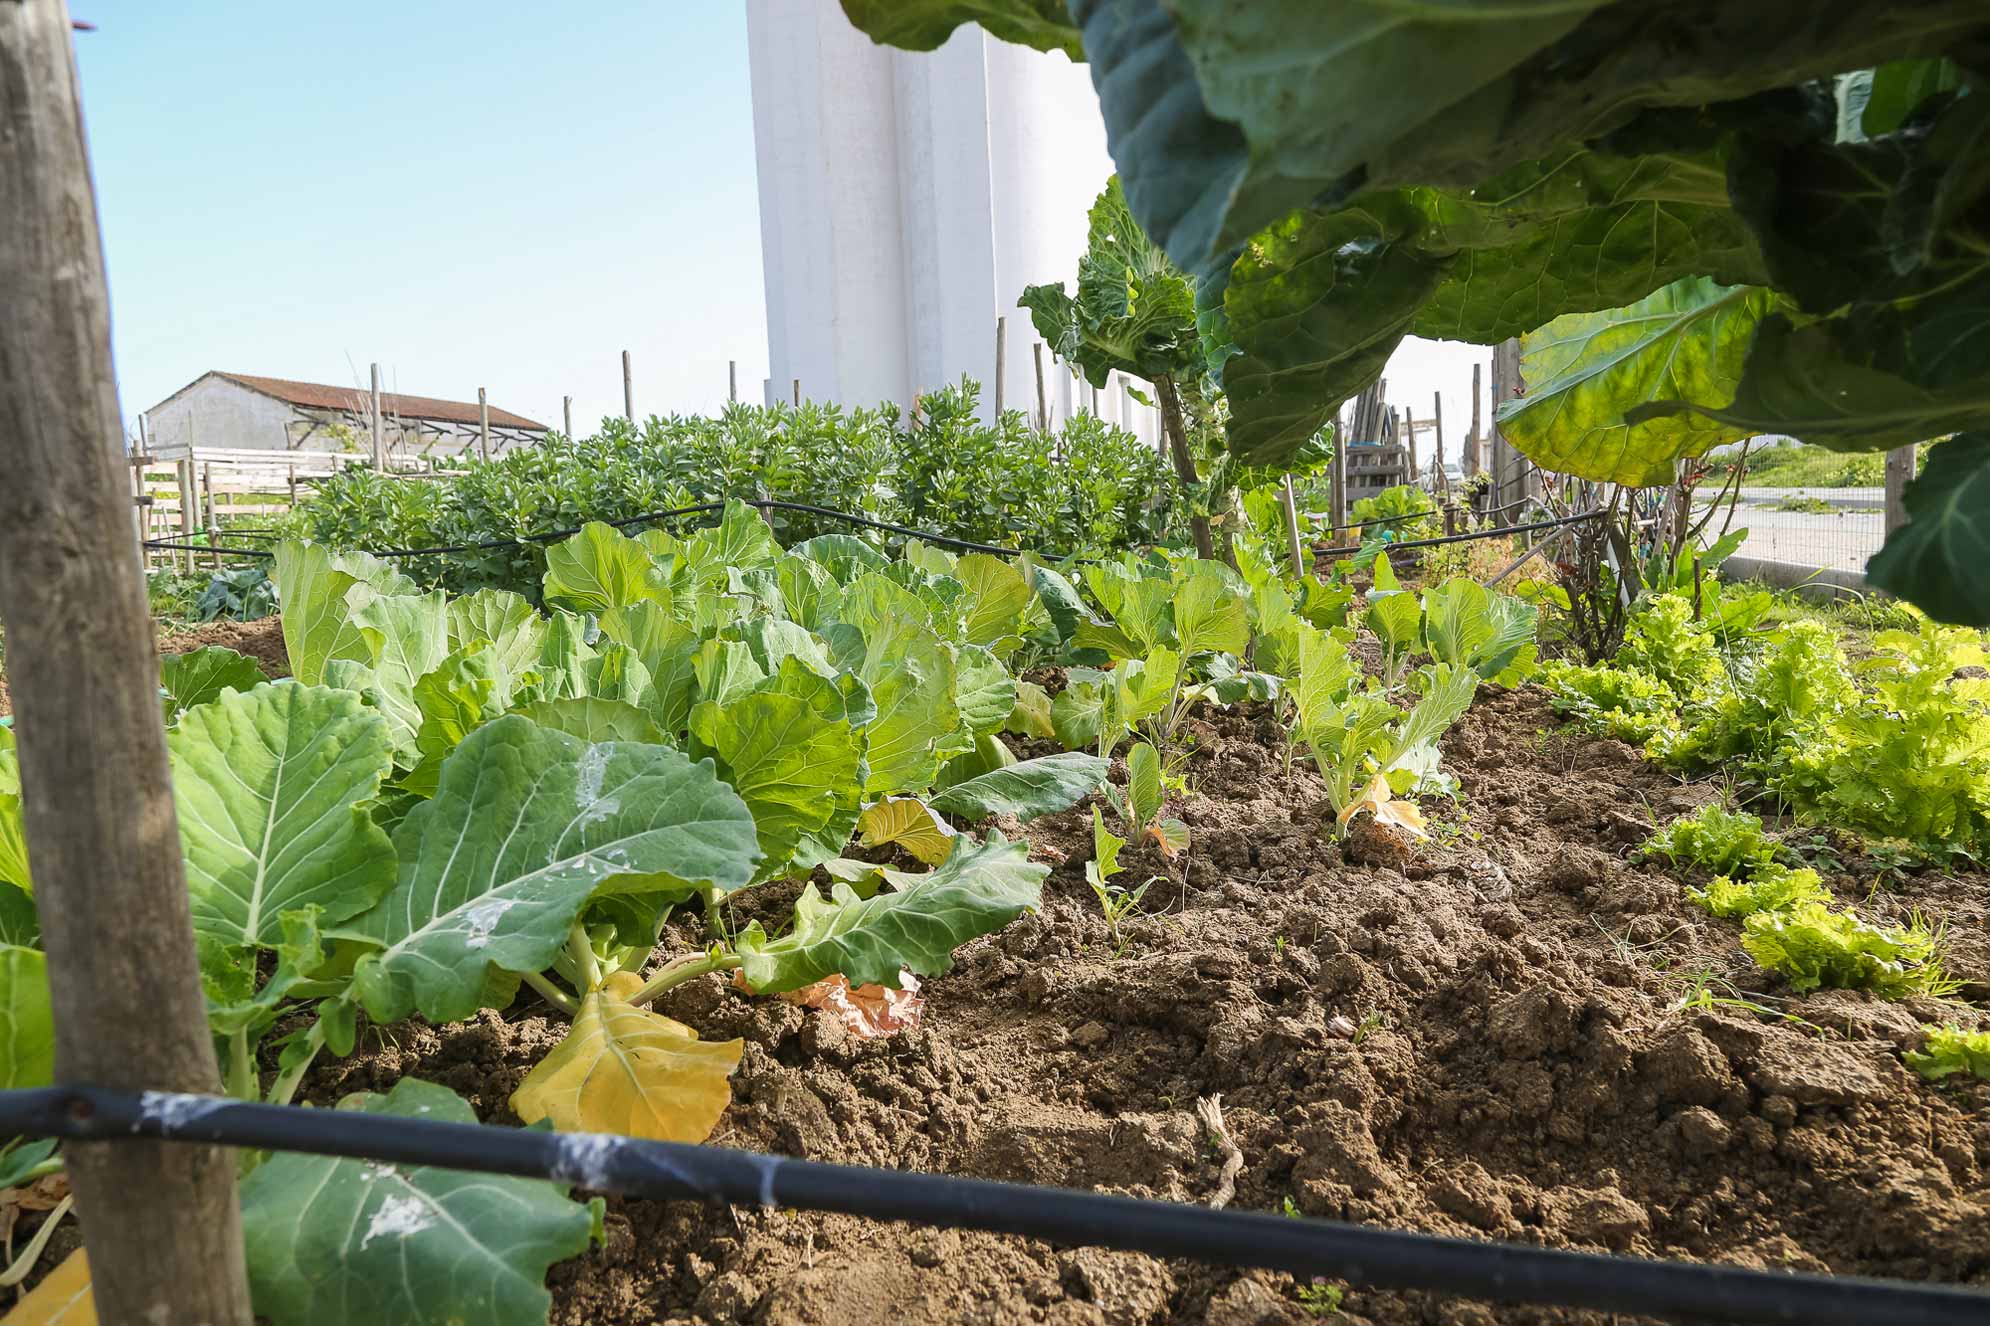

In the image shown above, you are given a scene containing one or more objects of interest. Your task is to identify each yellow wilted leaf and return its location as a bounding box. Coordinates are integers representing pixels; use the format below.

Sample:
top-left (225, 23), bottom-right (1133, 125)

top-left (3, 1249), bottom-right (93, 1326)
top-left (855, 796), bottom-right (956, 866)
top-left (1337, 773), bottom-right (1428, 839)
top-left (511, 972), bottom-right (742, 1143)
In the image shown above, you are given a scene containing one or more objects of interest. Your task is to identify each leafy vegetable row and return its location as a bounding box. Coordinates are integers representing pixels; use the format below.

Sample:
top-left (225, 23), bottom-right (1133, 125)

top-left (1541, 588), bottom-right (1990, 858)
top-left (2, 501), bottom-right (1533, 1324)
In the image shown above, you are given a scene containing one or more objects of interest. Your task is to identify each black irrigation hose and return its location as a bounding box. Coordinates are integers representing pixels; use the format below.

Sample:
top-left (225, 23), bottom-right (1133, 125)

top-left (140, 499), bottom-right (1063, 563)
top-left (1, 1086), bottom-right (1980, 1326)
top-left (141, 540), bottom-right (275, 559)
top-left (1316, 508), bottom-right (1606, 561)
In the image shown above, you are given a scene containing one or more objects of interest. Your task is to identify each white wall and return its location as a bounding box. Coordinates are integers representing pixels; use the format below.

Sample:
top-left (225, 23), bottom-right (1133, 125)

top-left (145, 376), bottom-right (296, 452)
top-left (745, 0), bottom-right (1159, 440)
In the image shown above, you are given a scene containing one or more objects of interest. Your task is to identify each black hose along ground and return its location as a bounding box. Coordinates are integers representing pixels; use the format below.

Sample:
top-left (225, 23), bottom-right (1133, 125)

top-left (142, 497), bottom-right (1603, 567)
top-left (1, 1087), bottom-right (1981, 1324)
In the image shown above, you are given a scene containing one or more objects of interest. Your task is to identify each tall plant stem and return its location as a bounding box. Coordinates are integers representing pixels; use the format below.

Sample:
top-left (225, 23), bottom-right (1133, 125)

top-left (567, 924), bottom-right (602, 994)
top-left (1153, 375), bottom-right (1216, 561)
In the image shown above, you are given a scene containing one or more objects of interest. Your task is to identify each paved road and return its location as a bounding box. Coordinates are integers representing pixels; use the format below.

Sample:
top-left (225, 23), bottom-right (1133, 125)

top-left (1698, 493), bottom-right (1884, 573)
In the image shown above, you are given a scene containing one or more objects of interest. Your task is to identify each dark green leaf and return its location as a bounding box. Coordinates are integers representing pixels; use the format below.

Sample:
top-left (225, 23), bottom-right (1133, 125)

top-left (1866, 433), bottom-right (1990, 625)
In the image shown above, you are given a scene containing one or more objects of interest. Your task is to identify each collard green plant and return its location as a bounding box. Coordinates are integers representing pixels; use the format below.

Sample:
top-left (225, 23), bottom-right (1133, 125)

top-left (239, 1078), bottom-right (599, 1326)
top-left (1021, 177), bottom-right (1217, 559)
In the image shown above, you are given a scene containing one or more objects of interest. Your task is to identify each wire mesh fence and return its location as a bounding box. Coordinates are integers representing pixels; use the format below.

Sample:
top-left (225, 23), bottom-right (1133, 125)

top-left (1702, 487), bottom-right (1886, 574)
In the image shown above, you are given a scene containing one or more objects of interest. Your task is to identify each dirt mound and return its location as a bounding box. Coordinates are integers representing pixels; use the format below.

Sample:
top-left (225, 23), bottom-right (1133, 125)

top-left (158, 615), bottom-right (288, 679)
top-left (0, 617), bottom-right (286, 720)
top-left (287, 685), bottom-right (1990, 1325)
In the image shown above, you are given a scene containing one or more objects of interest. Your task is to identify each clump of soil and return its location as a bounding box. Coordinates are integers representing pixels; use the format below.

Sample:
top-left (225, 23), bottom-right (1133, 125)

top-left (291, 685), bottom-right (1990, 1326)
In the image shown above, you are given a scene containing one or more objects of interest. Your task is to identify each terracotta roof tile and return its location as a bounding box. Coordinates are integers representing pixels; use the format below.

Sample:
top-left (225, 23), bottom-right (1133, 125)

top-left (215, 372), bottom-right (548, 430)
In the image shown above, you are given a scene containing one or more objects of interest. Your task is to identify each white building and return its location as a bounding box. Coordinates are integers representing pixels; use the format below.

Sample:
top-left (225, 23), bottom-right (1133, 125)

top-left (143, 372), bottom-right (549, 458)
top-left (744, 0), bottom-right (1159, 445)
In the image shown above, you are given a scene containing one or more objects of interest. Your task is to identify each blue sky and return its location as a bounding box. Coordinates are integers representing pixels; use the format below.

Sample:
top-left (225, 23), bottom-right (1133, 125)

top-left (71, 3), bottom-right (1489, 454)
top-left (74, 2), bottom-right (768, 438)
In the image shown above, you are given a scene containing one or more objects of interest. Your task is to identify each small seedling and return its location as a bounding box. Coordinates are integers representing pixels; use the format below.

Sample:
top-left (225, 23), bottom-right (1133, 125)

top-left (1295, 1281), bottom-right (1345, 1319)
top-left (1087, 806), bottom-right (1154, 953)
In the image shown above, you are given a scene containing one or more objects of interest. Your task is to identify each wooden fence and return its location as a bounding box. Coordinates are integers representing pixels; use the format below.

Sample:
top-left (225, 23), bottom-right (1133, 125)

top-left (130, 443), bottom-right (448, 572)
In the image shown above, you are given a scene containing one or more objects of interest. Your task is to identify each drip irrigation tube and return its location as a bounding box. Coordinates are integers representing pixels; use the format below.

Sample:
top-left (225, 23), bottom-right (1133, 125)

top-left (140, 498), bottom-right (1061, 563)
top-left (1317, 508), bottom-right (1605, 560)
top-left (0, 1086), bottom-right (1981, 1325)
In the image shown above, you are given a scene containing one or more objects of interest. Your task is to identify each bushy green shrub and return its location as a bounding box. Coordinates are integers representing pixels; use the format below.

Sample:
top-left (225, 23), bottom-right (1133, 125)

top-left (293, 381), bottom-right (1183, 597)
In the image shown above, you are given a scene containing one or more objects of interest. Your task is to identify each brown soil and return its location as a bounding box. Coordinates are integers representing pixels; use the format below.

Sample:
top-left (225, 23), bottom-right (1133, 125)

top-left (293, 686), bottom-right (1990, 1326)
top-left (0, 616), bottom-right (287, 720)
top-left (156, 615), bottom-right (289, 679)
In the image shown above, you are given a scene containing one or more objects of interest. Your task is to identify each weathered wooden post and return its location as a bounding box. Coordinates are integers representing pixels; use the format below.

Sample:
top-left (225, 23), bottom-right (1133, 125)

top-left (176, 454), bottom-right (197, 574)
top-left (1465, 362), bottom-right (1483, 478)
top-left (622, 349), bottom-right (635, 423)
top-left (729, 359), bottom-right (738, 404)
top-left (1432, 390), bottom-right (1446, 496)
top-left (792, 378), bottom-right (801, 408)
top-left (201, 462), bottom-right (218, 568)
top-left (0, 3), bottom-right (255, 1319)
top-left (370, 361), bottom-right (384, 468)
top-left (1330, 415), bottom-right (1349, 544)
top-left (1033, 342), bottom-right (1048, 433)
top-left (563, 394), bottom-right (573, 442)
top-left (994, 315), bottom-right (1007, 416)
top-left (1279, 475), bottom-right (1307, 580)
top-left (1885, 444), bottom-right (1917, 537)
top-left (478, 386), bottom-right (491, 460)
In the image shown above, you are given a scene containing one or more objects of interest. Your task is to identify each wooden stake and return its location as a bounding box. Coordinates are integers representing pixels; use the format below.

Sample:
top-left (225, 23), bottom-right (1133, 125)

top-left (563, 394), bottom-right (573, 442)
top-left (202, 462), bottom-right (218, 568)
top-left (478, 387), bottom-right (490, 460)
top-left (1330, 417), bottom-right (1349, 542)
top-left (1279, 474), bottom-right (1307, 580)
top-left (1885, 444), bottom-right (1917, 537)
top-left (1466, 362), bottom-right (1482, 478)
top-left (177, 454), bottom-right (197, 574)
top-left (0, 5), bottom-right (253, 1319)
top-left (370, 361), bottom-right (384, 469)
top-left (994, 315), bottom-right (1007, 416)
top-left (1432, 391), bottom-right (1447, 496)
top-left (622, 349), bottom-right (634, 423)
top-left (729, 359), bottom-right (738, 404)
top-left (1406, 411), bottom-right (1419, 488)
top-left (792, 378), bottom-right (801, 408)
top-left (1033, 342), bottom-right (1048, 433)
